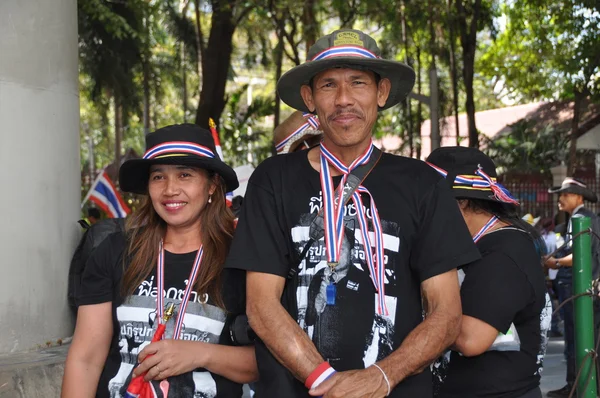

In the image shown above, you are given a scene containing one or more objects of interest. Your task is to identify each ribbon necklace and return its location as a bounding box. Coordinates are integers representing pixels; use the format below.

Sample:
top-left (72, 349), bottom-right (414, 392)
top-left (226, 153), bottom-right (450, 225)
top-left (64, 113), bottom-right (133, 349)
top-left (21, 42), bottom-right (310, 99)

top-left (319, 140), bottom-right (388, 316)
top-left (156, 240), bottom-right (204, 339)
top-left (472, 216), bottom-right (500, 243)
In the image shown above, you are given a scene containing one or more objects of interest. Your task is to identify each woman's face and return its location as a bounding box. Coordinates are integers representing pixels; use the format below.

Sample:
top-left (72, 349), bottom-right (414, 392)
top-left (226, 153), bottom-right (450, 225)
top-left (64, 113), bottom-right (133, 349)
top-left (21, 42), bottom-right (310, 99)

top-left (148, 164), bottom-right (215, 229)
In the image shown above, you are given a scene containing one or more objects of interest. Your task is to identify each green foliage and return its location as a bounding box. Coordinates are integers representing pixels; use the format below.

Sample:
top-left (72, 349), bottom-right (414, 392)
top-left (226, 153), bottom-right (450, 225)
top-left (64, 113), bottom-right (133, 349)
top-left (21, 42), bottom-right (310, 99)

top-left (482, 120), bottom-right (569, 173)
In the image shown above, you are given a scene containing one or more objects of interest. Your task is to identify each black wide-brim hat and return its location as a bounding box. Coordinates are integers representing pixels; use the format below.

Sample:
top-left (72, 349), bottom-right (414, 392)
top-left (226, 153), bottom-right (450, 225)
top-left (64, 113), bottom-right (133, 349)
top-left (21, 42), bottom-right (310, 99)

top-left (277, 29), bottom-right (416, 113)
top-left (119, 124), bottom-right (239, 194)
top-left (548, 178), bottom-right (597, 203)
top-left (426, 146), bottom-right (519, 206)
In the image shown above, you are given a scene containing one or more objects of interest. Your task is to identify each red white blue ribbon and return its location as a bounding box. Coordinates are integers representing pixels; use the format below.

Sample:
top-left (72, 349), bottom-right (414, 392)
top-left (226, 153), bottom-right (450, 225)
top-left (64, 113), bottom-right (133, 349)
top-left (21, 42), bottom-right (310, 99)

top-left (305, 362), bottom-right (336, 390)
top-left (311, 45), bottom-right (379, 61)
top-left (275, 113), bottom-right (321, 153)
top-left (319, 141), bottom-right (388, 315)
top-left (473, 216), bottom-right (500, 243)
top-left (144, 141), bottom-right (215, 160)
top-left (156, 240), bottom-right (204, 339)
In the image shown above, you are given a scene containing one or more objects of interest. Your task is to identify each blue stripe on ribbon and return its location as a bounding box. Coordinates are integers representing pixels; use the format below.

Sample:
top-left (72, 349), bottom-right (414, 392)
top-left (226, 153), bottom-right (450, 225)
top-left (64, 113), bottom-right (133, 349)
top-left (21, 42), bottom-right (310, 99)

top-left (312, 46), bottom-right (378, 61)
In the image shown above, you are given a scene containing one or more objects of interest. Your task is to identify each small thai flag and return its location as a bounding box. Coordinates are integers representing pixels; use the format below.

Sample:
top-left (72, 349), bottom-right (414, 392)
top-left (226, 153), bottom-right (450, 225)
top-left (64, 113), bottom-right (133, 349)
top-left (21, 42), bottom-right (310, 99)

top-left (209, 119), bottom-right (234, 206)
top-left (82, 170), bottom-right (130, 218)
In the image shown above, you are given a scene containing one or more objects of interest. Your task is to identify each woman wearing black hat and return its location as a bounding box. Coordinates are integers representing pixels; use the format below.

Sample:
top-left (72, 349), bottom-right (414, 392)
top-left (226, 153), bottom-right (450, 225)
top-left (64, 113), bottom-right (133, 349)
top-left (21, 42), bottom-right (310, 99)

top-left (62, 124), bottom-right (256, 397)
top-left (427, 147), bottom-right (550, 398)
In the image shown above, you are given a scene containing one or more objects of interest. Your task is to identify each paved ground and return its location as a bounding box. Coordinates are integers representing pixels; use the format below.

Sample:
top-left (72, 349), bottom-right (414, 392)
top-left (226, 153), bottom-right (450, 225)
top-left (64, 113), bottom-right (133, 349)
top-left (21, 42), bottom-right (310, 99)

top-left (541, 337), bottom-right (569, 396)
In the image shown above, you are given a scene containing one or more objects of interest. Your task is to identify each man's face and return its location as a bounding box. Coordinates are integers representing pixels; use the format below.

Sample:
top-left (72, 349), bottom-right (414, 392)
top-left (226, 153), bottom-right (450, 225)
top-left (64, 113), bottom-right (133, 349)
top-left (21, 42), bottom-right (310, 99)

top-left (300, 68), bottom-right (390, 149)
top-left (558, 192), bottom-right (583, 214)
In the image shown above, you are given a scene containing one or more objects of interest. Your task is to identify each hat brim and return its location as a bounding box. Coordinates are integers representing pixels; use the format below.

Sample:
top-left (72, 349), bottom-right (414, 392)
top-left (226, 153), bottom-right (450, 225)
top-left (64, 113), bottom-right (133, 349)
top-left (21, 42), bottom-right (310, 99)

top-left (119, 156), bottom-right (239, 195)
top-left (452, 187), bottom-right (519, 209)
top-left (277, 58), bottom-right (416, 113)
top-left (548, 185), bottom-right (597, 203)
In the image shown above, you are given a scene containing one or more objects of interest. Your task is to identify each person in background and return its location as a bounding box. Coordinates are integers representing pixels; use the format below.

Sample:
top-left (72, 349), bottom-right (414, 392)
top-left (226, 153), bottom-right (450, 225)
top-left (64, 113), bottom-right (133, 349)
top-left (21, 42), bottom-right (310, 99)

top-left (427, 147), bottom-right (550, 398)
top-left (87, 207), bottom-right (101, 226)
top-left (62, 124), bottom-right (256, 398)
top-left (273, 110), bottom-right (322, 155)
top-left (545, 177), bottom-right (600, 397)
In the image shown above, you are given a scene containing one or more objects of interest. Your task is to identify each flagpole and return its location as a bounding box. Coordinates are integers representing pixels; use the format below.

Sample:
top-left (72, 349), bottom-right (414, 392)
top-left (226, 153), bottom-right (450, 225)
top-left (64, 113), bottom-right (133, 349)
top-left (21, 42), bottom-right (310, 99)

top-left (80, 167), bottom-right (106, 208)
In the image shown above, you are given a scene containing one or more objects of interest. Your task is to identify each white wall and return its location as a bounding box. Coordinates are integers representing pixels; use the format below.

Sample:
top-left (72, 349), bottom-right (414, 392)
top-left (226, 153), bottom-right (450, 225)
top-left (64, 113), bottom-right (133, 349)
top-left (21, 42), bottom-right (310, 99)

top-left (0, 0), bottom-right (79, 353)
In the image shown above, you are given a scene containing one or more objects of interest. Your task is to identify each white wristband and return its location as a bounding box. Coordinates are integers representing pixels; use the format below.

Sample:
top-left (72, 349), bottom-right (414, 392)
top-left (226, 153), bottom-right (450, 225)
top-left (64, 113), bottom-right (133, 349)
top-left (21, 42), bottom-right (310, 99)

top-left (372, 363), bottom-right (391, 396)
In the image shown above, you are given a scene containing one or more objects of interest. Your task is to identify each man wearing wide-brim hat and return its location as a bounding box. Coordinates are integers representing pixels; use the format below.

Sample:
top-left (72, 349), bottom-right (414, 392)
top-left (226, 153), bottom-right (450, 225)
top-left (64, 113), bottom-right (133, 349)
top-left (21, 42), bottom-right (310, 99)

top-left (226, 29), bottom-right (480, 397)
top-left (545, 177), bottom-right (600, 397)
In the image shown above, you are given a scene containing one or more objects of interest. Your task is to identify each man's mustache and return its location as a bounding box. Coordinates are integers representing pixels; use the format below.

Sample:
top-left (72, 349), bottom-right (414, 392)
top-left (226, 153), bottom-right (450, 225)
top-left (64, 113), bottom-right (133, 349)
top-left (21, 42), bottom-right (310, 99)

top-left (327, 109), bottom-right (364, 122)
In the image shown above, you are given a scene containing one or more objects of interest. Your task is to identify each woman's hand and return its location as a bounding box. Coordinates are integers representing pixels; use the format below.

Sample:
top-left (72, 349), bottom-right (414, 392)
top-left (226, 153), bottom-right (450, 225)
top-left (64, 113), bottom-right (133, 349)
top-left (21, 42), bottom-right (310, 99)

top-left (132, 340), bottom-right (207, 381)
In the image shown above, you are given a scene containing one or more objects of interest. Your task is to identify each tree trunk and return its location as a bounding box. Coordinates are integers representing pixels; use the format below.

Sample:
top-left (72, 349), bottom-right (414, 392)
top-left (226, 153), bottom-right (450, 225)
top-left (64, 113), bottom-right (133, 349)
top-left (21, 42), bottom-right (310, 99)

top-left (456, 0), bottom-right (481, 148)
top-left (194, 1), bottom-right (236, 130)
top-left (399, 0), bottom-right (414, 157)
top-left (416, 45), bottom-right (423, 160)
top-left (114, 93), bottom-right (123, 169)
top-left (302, 0), bottom-right (317, 60)
top-left (273, 25), bottom-right (285, 130)
top-left (142, 13), bottom-right (151, 135)
top-left (182, 43), bottom-right (188, 123)
top-left (428, 0), bottom-right (440, 151)
top-left (568, 92), bottom-right (583, 175)
top-left (447, 0), bottom-right (460, 144)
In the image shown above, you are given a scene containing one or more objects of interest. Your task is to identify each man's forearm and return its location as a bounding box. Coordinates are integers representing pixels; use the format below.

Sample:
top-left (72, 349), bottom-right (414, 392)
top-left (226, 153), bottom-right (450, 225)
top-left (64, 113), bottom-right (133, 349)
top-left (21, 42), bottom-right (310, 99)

top-left (376, 306), bottom-right (460, 388)
top-left (248, 300), bottom-right (324, 382)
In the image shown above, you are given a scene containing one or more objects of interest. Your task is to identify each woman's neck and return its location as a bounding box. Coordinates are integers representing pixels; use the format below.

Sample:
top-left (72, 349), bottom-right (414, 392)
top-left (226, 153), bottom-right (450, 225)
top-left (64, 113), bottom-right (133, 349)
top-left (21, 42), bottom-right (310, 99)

top-left (163, 223), bottom-right (202, 253)
top-left (465, 211), bottom-right (507, 238)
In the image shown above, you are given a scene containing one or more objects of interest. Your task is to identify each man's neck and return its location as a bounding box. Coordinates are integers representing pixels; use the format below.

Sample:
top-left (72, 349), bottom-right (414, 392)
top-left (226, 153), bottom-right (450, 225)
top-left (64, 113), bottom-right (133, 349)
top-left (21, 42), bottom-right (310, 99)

top-left (321, 137), bottom-right (372, 167)
top-left (570, 204), bottom-right (585, 216)
top-left (164, 222), bottom-right (202, 253)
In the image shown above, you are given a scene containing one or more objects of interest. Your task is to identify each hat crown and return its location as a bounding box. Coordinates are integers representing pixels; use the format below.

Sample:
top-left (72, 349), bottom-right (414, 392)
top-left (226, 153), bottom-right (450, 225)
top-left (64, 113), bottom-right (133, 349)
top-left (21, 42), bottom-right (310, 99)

top-left (427, 146), bottom-right (498, 178)
top-left (144, 124), bottom-right (217, 156)
top-left (307, 29), bottom-right (381, 61)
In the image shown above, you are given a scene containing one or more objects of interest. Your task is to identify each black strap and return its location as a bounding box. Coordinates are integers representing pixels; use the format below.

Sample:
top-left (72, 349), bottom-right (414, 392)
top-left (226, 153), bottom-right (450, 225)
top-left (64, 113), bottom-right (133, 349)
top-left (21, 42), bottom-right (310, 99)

top-left (288, 146), bottom-right (382, 279)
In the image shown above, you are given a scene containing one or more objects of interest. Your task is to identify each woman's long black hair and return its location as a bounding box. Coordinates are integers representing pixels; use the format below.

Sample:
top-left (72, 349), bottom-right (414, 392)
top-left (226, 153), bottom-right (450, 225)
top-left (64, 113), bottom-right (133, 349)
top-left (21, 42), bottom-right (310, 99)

top-left (462, 198), bottom-right (547, 257)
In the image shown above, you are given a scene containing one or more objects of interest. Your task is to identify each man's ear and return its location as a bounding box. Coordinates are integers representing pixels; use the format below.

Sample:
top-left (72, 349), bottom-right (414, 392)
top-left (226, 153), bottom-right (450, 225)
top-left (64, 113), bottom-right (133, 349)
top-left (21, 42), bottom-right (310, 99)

top-left (377, 78), bottom-right (392, 108)
top-left (300, 85), bottom-right (316, 113)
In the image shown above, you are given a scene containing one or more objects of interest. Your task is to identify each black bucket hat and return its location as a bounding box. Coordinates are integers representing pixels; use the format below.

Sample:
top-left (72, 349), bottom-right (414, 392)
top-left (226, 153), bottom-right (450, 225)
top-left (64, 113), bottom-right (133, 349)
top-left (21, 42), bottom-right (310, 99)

top-left (426, 146), bottom-right (519, 206)
top-left (548, 177), bottom-right (597, 203)
top-left (119, 124), bottom-right (239, 194)
top-left (277, 29), bottom-right (416, 113)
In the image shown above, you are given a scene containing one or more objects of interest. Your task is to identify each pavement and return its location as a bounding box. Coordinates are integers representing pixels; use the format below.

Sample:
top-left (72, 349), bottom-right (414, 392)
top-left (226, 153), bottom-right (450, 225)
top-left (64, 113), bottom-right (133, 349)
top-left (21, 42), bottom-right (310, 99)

top-left (541, 337), bottom-right (569, 396)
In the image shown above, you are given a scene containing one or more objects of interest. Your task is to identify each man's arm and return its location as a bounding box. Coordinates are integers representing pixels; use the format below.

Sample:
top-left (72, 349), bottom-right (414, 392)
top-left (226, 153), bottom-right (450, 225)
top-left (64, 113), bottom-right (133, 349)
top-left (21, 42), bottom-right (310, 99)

top-left (310, 269), bottom-right (462, 398)
top-left (545, 254), bottom-right (573, 269)
top-left (246, 271), bottom-right (324, 382)
top-left (379, 269), bottom-right (461, 385)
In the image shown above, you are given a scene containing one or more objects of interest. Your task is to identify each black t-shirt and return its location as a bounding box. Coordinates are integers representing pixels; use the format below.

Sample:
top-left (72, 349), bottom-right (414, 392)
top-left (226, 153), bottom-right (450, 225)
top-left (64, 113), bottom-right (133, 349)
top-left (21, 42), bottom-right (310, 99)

top-left (225, 150), bottom-right (481, 397)
top-left (437, 228), bottom-right (551, 398)
top-left (77, 232), bottom-right (245, 398)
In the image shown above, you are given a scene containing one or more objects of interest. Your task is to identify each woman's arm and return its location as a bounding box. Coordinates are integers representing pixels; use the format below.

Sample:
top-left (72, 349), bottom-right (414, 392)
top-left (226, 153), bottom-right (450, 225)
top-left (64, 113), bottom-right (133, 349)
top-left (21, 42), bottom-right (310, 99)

top-left (452, 315), bottom-right (499, 357)
top-left (61, 303), bottom-right (113, 397)
top-left (134, 340), bottom-right (258, 384)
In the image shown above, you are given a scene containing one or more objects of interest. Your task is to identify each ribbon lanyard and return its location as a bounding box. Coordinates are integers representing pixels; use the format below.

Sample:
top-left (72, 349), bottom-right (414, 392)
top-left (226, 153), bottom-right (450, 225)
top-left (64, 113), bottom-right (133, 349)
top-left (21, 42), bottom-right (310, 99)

top-left (319, 141), bottom-right (388, 316)
top-left (156, 240), bottom-right (204, 339)
top-left (472, 216), bottom-right (499, 243)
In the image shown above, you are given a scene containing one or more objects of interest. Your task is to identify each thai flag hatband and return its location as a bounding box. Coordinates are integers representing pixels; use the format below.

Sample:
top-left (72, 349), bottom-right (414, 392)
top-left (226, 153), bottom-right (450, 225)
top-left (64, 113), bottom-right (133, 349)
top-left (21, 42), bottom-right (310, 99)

top-left (143, 141), bottom-right (215, 160)
top-left (425, 162), bottom-right (519, 205)
top-left (83, 170), bottom-right (130, 218)
top-left (157, 240), bottom-right (204, 339)
top-left (319, 141), bottom-right (388, 316)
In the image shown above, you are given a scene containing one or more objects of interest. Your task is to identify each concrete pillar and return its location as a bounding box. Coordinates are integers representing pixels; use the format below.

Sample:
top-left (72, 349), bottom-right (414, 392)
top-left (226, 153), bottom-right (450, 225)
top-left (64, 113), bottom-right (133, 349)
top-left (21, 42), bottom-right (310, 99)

top-left (0, 0), bottom-right (79, 353)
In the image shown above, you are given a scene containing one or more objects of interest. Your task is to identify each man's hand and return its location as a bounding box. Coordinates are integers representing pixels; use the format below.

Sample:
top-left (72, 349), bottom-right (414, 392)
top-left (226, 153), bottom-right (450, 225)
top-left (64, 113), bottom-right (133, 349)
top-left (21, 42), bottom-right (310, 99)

top-left (308, 367), bottom-right (388, 398)
top-left (544, 256), bottom-right (559, 269)
top-left (133, 340), bottom-right (203, 381)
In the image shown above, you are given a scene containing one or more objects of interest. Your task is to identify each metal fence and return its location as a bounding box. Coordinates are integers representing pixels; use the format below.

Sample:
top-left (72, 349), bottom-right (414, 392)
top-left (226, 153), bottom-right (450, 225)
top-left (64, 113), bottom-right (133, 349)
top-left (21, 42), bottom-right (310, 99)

top-left (500, 174), bottom-right (600, 218)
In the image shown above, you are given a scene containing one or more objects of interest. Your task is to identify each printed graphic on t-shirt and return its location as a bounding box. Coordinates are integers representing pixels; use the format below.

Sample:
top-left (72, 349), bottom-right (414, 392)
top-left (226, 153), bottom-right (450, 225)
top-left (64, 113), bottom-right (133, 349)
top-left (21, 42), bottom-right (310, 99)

top-left (108, 281), bottom-right (227, 398)
top-left (291, 193), bottom-right (400, 370)
top-left (537, 293), bottom-right (552, 375)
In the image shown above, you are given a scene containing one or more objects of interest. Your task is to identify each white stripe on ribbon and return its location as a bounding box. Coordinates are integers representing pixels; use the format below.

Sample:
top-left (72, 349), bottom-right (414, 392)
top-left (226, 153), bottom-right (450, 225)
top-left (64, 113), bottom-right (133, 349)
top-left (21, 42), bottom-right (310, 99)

top-left (144, 141), bottom-right (215, 160)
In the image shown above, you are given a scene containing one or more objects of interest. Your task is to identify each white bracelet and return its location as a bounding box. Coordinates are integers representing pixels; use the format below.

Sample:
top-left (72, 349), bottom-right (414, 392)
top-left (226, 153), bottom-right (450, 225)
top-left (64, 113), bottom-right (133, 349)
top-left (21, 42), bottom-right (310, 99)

top-left (371, 363), bottom-right (391, 396)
